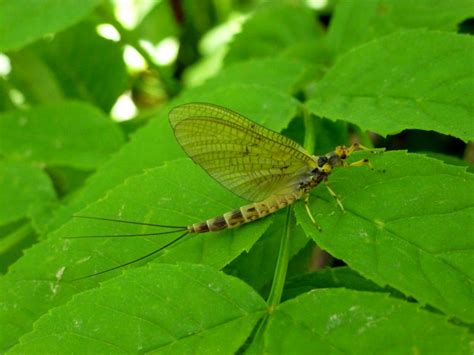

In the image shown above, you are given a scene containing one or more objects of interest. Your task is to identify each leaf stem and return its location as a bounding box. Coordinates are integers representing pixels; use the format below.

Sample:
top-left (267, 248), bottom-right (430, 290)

top-left (0, 222), bottom-right (34, 254)
top-left (264, 107), bottom-right (316, 312)
top-left (266, 205), bottom-right (292, 312)
top-left (250, 206), bottom-right (293, 351)
top-left (303, 105), bottom-right (316, 154)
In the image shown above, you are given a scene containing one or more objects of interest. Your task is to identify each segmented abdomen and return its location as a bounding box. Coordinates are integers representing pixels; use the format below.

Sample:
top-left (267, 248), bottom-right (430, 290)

top-left (187, 191), bottom-right (303, 233)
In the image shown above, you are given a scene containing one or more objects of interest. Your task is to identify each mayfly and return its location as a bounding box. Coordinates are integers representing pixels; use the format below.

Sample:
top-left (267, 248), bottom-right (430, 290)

top-left (73, 103), bottom-right (371, 278)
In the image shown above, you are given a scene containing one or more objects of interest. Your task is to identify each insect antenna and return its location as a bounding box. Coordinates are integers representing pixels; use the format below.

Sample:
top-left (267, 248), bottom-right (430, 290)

top-left (69, 230), bottom-right (190, 281)
top-left (73, 215), bottom-right (186, 229)
top-left (66, 215), bottom-right (188, 238)
top-left (66, 215), bottom-right (190, 280)
top-left (64, 229), bottom-right (186, 239)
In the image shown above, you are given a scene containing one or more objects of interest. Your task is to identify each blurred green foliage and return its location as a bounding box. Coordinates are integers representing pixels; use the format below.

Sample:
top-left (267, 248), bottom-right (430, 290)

top-left (0, 0), bottom-right (473, 353)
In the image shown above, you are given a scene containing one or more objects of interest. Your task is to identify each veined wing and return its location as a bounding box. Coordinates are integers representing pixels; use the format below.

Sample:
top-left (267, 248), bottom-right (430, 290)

top-left (169, 103), bottom-right (317, 201)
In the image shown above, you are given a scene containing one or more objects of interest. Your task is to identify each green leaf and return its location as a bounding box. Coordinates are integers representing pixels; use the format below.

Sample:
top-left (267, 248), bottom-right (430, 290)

top-left (0, 101), bottom-right (124, 170)
top-left (8, 49), bottom-right (64, 104)
top-left (307, 31), bottom-right (474, 142)
top-left (60, 159), bottom-right (272, 279)
top-left (133, 0), bottom-right (179, 44)
top-left (0, 79), bottom-right (15, 111)
top-left (202, 58), bottom-right (308, 94)
top-left (283, 267), bottom-right (390, 301)
top-left (264, 289), bottom-right (473, 353)
top-left (225, 3), bottom-right (323, 64)
top-left (183, 84), bottom-right (301, 133)
top-left (295, 151), bottom-right (474, 323)
top-left (45, 166), bottom-right (92, 199)
top-left (0, 222), bottom-right (35, 273)
top-left (311, 117), bottom-right (349, 155)
top-left (34, 22), bottom-right (129, 111)
top-left (424, 151), bottom-right (474, 173)
top-left (10, 264), bottom-right (266, 353)
top-left (0, 159), bottom-right (272, 351)
top-left (0, 162), bottom-right (56, 225)
top-left (327, 0), bottom-right (474, 55)
top-left (225, 211), bottom-right (309, 293)
top-left (280, 39), bottom-right (333, 67)
top-left (0, 0), bottom-right (101, 52)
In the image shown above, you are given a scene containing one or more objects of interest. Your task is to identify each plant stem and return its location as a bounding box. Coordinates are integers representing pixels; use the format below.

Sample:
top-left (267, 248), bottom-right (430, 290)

top-left (250, 206), bottom-right (293, 352)
top-left (303, 105), bottom-right (316, 154)
top-left (0, 223), bottom-right (34, 254)
top-left (264, 106), bottom-right (316, 312)
top-left (266, 205), bottom-right (293, 312)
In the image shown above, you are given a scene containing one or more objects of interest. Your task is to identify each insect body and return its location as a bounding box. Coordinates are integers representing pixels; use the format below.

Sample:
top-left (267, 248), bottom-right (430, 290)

top-left (72, 102), bottom-right (371, 279)
top-left (169, 103), bottom-right (368, 233)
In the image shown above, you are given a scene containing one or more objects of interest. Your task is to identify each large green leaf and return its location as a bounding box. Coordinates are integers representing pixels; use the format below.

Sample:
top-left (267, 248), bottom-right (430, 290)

top-left (327, 0), bottom-right (474, 55)
top-left (295, 151), bottom-right (474, 323)
top-left (307, 31), bottom-right (474, 142)
top-left (264, 289), bottom-right (472, 353)
top-left (10, 264), bottom-right (267, 353)
top-left (0, 101), bottom-right (124, 170)
top-left (0, 159), bottom-right (272, 351)
top-left (0, 0), bottom-right (101, 52)
top-left (225, 3), bottom-right (323, 64)
top-left (0, 162), bottom-right (56, 226)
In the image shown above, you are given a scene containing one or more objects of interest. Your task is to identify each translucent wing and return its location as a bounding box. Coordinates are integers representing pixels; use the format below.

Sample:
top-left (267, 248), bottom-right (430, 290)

top-left (169, 103), bottom-right (317, 201)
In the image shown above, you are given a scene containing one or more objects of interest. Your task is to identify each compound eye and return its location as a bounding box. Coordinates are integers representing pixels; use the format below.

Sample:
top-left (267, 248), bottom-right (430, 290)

top-left (317, 156), bottom-right (328, 167)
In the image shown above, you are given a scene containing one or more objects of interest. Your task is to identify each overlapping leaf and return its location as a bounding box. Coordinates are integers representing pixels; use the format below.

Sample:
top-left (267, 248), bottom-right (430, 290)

top-left (295, 151), bottom-right (474, 322)
top-left (0, 162), bottom-right (56, 225)
top-left (0, 0), bottom-right (101, 52)
top-left (282, 266), bottom-right (389, 301)
top-left (0, 81), bottom-right (299, 350)
top-left (225, 3), bottom-right (323, 64)
top-left (202, 58), bottom-right (308, 94)
top-left (264, 289), bottom-right (472, 353)
top-left (0, 159), bottom-right (272, 351)
top-left (10, 264), bottom-right (267, 354)
top-left (0, 101), bottom-right (124, 170)
top-left (307, 31), bottom-right (474, 142)
top-left (327, 0), bottom-right (474, 55)
top-left (34, 23), bottom-right (128, 111)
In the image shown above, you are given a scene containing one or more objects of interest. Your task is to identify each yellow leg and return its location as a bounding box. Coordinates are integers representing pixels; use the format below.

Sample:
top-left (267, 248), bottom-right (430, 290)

top-left (324, 181), bottom-right (345, 212)
top-left (304, 195), bottom-right (322, 232)
top-left (350, 158), bottom-right (373, 169)
top-left (348, 143), bottom-right (378, 153)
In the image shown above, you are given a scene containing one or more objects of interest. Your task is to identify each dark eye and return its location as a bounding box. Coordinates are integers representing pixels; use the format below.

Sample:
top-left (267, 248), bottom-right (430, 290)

top-left (317, 156), bottom-right (328, 167)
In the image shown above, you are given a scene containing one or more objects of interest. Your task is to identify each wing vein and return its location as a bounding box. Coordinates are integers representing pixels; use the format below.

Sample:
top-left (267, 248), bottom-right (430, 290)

top-left (169, 103), bottom-right (315, 201)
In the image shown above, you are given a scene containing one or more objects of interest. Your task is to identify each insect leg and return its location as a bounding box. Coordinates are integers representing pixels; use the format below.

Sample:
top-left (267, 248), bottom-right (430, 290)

top-left (349, 158), bottom-right (373, 169)
top-left (324, 181), bottom-right (345, 212)
top-left (347, 143), bottom-right (378, 153)
top-left (304, 194), bottom-right (322, 232)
